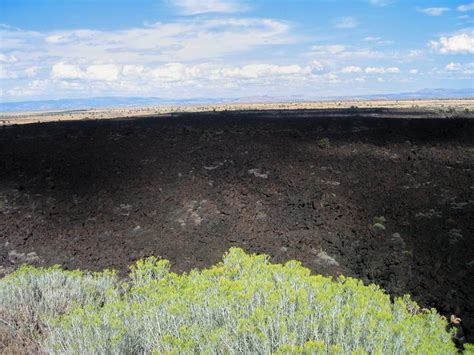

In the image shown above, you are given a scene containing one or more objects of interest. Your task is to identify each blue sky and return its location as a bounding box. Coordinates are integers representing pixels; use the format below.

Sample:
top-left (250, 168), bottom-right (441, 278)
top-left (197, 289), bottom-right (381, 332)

top-left (0, 0), bottom-right (473, 102)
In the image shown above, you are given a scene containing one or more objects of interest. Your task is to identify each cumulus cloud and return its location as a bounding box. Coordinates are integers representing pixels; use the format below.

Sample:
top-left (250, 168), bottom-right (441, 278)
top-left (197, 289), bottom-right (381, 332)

top-left (362, 36), bottom-right (392, 45)
top-left (24, 66), bottom-right (39, 77)
top-left (407, 49), bottom-right (423, 58)
top-left (86, 64), bottom-right (120, 81)
top-left (122, 65), bottom-right (145, 77)
top-left (308, 60), bottom-right (331, 75)
top-left (365, 66), bottom-right (400, 74)
top-left (430, 29), bottom-right (474, 54)
top-left (309, 44), bottom-right (386, 60)
top-left (444, 61), bottom-right (474, 73)
top-left (148, 62), bottom-right (306, 82)
top-left (0, 54), bottom-right (17, 63)
top-left (45, 30), bottom-right (100, 44)
top-left (170, 0), bottom-right (247, 15)
top-left (1, 18), bottom-right (291, 65)
top-left (51, 63), bottom-right (120, 81)
top-left (230, 64), bottom-right (304, 78)
top-left (48, 61), bottom-right (311, 85)
top-left (311, 44), bottom-right (346, 55)
top-left (418, 7), bottom-right (450, 16)
top-left (457, 3), bottom-right (474, 12)
top-left (409, 69), bottom-right (419, 74)
top-left (311, 44), bottom-right (347, 56)
top-left (151, 63), bottom-right (193, 82)
top-left (334, 17), bottom-right (359, 29)
top-left (51, 62), bottom-right (84, 79)
top-left (340, 66), bottom-right (362, 73)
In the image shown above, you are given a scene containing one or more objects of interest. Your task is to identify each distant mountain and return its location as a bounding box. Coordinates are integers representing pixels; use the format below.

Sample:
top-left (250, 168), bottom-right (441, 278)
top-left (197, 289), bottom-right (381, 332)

top-left (1, 88), bottom-right (472, 112)
top-left (346, 88), bottom-right (473, 101)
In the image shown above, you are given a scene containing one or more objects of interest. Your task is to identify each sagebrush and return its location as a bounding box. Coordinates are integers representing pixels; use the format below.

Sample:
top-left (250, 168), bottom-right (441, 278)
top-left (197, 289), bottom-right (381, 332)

top-left (0, 248), bottom-right (459, 354)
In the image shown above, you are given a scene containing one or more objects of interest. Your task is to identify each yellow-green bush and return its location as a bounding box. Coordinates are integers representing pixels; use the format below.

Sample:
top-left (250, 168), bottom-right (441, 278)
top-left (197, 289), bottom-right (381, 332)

top-left (0, 248), bottom-right (459, 354)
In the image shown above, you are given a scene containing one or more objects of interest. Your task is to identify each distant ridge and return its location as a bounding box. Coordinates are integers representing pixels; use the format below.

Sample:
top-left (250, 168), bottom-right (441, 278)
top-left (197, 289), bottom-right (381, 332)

top-left (345, 88), bottom-right (473, 101)
top-left (1, 88), bottom-right (472, 112)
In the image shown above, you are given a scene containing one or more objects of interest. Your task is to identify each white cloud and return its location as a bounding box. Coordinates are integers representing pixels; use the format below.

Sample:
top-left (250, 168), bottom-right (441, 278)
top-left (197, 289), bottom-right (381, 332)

top-left (409, 69), bottom-right (419, 74)
top-left (334, 17), bottom-right (359, 29)
top-left (86, 64), bottom-right (120, 81)
top-left (407, 49), bottom-right (423, 58)
top-left (51, 63), bottom-right (120, 81)
top-left (340, 66), bottom-right (362, 73)
top-left (457, 3), bottom-right (474, 12)
top-left (24, 66), bottom-right (39, 77)
top-left (0, 62), bottom-right (40, 79)
top-left (446, 62), bottom-right (461, 71)
top-left (45, 30), bottom-right (99, 44)
top-left (233, 64), bottom-right (304, 78)
top-left (0, 18), bottom-right (292, 69)
top-left (47, 61), bottom-right (312, 86)
top-left (309, 60), bottom-right (331, 74)
top-left (363, 36), bottom-right (381, 42)
top-left (309, 44), bottom-right (386, 61)
top-left (170, 0), bottom-right (247, 15)
top-left (365, 67), bottom-right (384, 74)
top-left (0, 54), bottom-right (17, 63)
top-left (51, 62), bottom-right (84, 79)
top-left (362, 36), bottom-right (393, 45)
top-left (0, 65), bottom-right (17, 79)
top-left (151, 63), bottom-right (192, 82)
top-left (418, 7), bottom-right (450, 16)
top-left (148, 62), bottom-right (306, 82)
top-left (445, 61), bottom-right (474, 73)
top-left (311, 44), bottom-right (346, 55)
top-left (385, 67), bottom-right (400, 73)
top-left (365, 66), bottom-right (400, 74)
top-left (430, 30), bottom-right (474, 54)
top-left (122, 65), bottom-right (145, 77)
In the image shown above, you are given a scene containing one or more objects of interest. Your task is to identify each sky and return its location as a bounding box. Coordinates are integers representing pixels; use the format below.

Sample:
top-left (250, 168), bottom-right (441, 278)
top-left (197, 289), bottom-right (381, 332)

top-left (0, 0), bottom-right (473, 102)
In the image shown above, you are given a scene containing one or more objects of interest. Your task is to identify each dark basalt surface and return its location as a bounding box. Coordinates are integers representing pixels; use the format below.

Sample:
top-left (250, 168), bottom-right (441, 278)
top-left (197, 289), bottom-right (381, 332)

top-left (1, 108), bottom-right (473, 339)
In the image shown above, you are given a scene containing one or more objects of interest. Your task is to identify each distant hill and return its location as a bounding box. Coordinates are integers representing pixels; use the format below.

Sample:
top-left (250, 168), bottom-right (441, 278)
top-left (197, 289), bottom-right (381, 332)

top-left (1, 88), bottom-right (472, 112)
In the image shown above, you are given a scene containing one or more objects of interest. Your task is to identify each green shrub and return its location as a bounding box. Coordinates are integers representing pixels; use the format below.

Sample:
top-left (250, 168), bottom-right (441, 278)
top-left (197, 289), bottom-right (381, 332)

top-left (318, 138), bottom-right (331, 149)
top-left (1, 249), bottom-right (457, 354)
top-left (464, 343), bottom-right (474, 353)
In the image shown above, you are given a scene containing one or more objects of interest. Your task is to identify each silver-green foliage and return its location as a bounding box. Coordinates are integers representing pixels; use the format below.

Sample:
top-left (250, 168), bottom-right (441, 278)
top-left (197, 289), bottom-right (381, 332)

top-left (1, 249), bottom-right (457, 354)
top-left (0, 265), bottom-right (119, 346)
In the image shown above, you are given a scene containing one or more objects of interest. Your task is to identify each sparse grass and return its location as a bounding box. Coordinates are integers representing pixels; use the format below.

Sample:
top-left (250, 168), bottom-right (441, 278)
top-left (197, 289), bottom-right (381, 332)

top-left (318, 138), bottom-right (331, 149)
top-left (0, 248), bottom-right (460, 354)
top-left (372, 216), bottom-right (387, 231)
top-left (373, 216), bottom-right (386, 225)
top-left (372, 222), bottom-right (386, 231)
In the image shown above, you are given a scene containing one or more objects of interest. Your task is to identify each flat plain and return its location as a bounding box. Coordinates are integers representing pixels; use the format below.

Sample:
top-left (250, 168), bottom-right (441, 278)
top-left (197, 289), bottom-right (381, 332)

top-left (1, 98), bottom-right (474, 125)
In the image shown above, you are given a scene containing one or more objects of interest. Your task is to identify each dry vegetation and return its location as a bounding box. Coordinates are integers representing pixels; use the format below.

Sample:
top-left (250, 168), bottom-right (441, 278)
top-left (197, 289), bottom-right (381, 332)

top-left (1, 99), bottom-right (473, 125)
